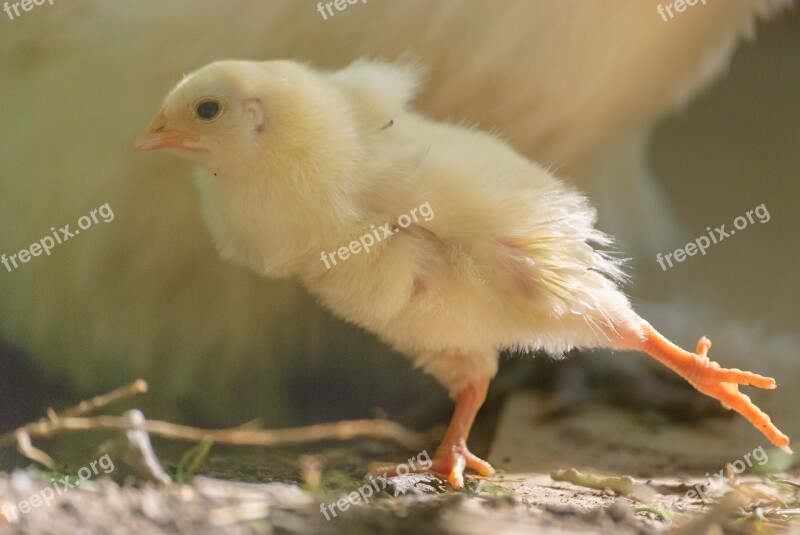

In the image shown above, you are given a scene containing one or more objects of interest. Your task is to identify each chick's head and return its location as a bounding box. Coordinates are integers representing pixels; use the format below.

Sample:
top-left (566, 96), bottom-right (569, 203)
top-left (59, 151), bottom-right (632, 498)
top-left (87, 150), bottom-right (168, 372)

top-left (135, 60), bottom-right (360, 184)
top-left (136, 60), bottom-right (368, 275)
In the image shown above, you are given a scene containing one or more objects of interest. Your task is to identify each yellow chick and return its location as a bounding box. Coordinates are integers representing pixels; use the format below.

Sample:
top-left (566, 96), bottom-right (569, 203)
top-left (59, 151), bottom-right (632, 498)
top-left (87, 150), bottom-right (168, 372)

top-left (135, 59), bottom-right (790, 488)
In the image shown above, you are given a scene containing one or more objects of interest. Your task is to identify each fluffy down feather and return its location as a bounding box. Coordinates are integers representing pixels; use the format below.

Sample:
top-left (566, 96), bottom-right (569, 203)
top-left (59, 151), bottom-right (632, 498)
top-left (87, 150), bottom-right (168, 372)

top-left (1, 1), bottom-right (797, 442)
top-left (134, 59), bottom-right (790, 488)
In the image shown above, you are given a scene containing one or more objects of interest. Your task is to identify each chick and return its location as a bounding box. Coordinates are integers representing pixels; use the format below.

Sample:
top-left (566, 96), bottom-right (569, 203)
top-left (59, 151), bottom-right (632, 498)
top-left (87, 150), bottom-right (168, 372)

top-left (135, 59), bottom-right (791, 488)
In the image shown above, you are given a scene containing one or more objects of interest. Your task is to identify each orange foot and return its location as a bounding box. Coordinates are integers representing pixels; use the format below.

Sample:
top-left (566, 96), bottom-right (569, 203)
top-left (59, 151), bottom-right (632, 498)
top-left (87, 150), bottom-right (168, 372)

top-left (369, 439), bottom-right (494, 489)
top-left (428, 439), bottom-right (495, 489)
top-left (370, 379), bottom-right (495, 490)
top-left (634, 321), bottom-right (791, 453)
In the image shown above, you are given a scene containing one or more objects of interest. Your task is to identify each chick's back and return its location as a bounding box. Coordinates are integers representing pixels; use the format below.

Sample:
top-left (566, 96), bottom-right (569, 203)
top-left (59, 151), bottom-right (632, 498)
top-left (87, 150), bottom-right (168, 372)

top-left (308, 61), bottom-right (638, 358)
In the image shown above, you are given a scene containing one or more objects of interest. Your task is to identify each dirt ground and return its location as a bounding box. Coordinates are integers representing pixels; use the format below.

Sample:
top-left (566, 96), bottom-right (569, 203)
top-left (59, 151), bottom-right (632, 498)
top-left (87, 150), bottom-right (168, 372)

top-left (1, 392), bottom-right (798, 535)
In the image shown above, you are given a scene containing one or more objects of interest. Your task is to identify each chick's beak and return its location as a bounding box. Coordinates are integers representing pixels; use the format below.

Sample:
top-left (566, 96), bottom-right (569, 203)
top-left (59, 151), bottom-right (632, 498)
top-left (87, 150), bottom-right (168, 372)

top-left (134, 110), bottom-right (207, 153)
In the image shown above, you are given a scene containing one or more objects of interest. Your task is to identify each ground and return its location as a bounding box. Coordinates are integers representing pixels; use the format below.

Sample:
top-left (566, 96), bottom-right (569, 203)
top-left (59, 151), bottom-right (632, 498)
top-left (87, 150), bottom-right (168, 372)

top-left (1, 391), bottom-right (797, 534)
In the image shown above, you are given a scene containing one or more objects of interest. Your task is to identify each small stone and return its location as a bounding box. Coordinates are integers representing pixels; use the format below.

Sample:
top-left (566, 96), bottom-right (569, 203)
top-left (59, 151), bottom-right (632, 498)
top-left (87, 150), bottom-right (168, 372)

top-left (607, 499), bottom-right (633, 523)
top-left (10, 470), bottom-right (32, 492)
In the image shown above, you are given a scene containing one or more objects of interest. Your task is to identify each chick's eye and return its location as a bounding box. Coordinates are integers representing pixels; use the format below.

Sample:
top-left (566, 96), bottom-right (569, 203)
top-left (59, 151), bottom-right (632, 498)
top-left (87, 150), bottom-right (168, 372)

top-left (196, 100), bottom-right (221, 120)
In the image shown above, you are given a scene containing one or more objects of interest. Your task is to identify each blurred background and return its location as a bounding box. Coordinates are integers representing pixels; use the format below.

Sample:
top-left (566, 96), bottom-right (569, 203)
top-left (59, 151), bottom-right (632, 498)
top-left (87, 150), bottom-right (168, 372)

top-left (0, 2), bottom-right (797, 455)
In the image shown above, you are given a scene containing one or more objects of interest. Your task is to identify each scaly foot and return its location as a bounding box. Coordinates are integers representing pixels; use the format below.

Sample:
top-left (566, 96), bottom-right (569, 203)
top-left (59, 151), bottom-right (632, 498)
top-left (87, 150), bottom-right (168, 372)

top-left (634, 322), bottom-right (791, 453)
top-left (369, 438), bottom-right (494, 489)
top-left (428, 439), bottom-right (495, 489)
top-left (369, 378), bottom-right (496, 489)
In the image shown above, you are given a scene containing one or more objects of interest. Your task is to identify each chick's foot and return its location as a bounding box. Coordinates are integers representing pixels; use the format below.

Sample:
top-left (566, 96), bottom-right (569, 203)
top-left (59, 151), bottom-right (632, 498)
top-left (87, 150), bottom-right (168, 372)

top-left (429, 438), bottom-right (495, 488)
top-left (629, 320), bottom-right (791, 453)
top-left (370, 378), bottom-right (494, 489)
top-left (369, 439), bottom-right (494, 490)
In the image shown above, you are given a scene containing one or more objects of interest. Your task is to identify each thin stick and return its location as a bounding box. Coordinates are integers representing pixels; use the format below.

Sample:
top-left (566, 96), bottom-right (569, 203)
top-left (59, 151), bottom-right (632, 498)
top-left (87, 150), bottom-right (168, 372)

top-left (14, 429), bottom-right (56, 470)
top-left (3, 379), bottom-right (149, 469)
top-left (0, 380), bottom-right (432, 469)
top-left (0, 416), bottom-right (429, 453)
top-left (57, 379), bottom-right (148, 418)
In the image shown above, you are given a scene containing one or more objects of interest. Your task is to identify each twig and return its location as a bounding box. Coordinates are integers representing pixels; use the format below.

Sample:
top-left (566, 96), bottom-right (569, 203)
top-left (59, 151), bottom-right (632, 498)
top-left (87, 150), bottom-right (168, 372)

top-left (57, 379), bottom-right (148, 418)
top-left (14, 429), bottom-right (56, 470)
top-left (1, 379), bottom-right (149, 469)
top-left (0, 380), bottom-right (433, 469)
top-left (1, 416), bottom-right (430, 452)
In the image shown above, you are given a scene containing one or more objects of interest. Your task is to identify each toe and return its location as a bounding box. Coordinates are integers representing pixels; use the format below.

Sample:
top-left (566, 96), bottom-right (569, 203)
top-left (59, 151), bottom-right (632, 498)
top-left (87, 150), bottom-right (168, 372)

top-left (636, 324), bottom-right (789, 452)
top-left (464, 451), bottom-right (495, 477)
top-left (428, 450), bottom-right (495, 489)
top-left (448, 456), bottom-right (466, 489)
top-left (695, 337), bottom-right (712, 357)
top-left (707, 384), bottom-right (790, 450)
top-left (712, 368), bottom-right (776, 389)
top-left (690, 361), bottom-right (776, 389)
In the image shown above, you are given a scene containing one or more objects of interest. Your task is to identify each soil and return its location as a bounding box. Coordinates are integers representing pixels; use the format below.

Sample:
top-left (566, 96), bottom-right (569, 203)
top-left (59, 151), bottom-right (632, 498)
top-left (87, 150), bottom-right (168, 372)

top-left (1, 392), bottom-right (798, 534)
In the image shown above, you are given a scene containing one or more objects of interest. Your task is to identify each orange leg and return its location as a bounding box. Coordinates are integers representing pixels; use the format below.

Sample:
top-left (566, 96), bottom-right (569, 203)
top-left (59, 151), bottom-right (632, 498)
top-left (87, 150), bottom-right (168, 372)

top-left (370, 379), bottom-right (495, 489)
top-left (622, 319), bottom-right (791, 453)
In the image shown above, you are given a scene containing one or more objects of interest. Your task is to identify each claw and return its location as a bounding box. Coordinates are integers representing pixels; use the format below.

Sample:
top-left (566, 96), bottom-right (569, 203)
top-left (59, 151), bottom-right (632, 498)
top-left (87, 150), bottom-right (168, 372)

top-left (695, 336), bottom-right (711, 357)
top-left (629, 321), bottom-right (791, 452)
top-left (428, 442), bottom-right (495, 489)
top-left (368, 444), bottom-right (494, 490)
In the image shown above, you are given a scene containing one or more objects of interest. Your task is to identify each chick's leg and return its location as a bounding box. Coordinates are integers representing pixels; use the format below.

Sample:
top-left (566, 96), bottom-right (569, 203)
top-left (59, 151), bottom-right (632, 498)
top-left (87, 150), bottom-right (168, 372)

top-left (622, 319), bottom-right (791, 452)
top-left (370, 378), bottom-right (494, 489)
top-left (427, 378), bottom-right (495, 488)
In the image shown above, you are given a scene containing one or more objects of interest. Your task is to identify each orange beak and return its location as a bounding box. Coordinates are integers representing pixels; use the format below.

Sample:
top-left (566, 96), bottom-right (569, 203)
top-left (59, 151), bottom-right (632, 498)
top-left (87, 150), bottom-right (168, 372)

top-left (134, 110), bottom-right (208, 153)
